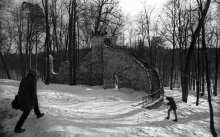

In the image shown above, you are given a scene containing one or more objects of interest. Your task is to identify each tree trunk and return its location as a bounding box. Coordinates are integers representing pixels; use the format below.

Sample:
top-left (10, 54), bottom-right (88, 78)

top-left (213, 36), bottom-right (219, 96)
top-left (182, 0), bottom-right (211, 103)
top-left (162, 61), bottom-right (165, 86)
top-left (45, 0), bottom-right (50, 85)
top-left (18, 16), bottom-right (26, 78)
top-left (35, 33), bottom-right (38, 70)
top-left (193, 78), bottom-right (195, 91)
top-left (29, 21), bottom-right (33, 69)
top-left (69, 0), bottom-right (74, 85)
top-left (170, 27), bottom-right (176, 90)
top-left (73, 0), bottom-right (77, 85)
top-left (77, 22), bottom-right (80, 68)
top-left (29, 38), bottom-right (32, 69)
top-left (149, 40), bottom-right (152, 65)
top-left (201, 44), bottom-right (205, 97)
top-left (196, 35), bottom-right (200, 106)
top-left (0, 50), bottom-right (11, 79)
top-left (52, 16), bottom-right (59, 54)
top-left (25, 17), bottom-right (29, 73)
top-left (170, 45), bottom-right (175, 90)
top-left (202, 24), bottom-right (217, 137)
top-left (43, 46), bottom-right (46, 81)
top-left (60, 4), bottom-right (63, 55)
top-left (64, 32), bottom-right (68, 61)
top-left (178, 5), bottom-right (184, 90)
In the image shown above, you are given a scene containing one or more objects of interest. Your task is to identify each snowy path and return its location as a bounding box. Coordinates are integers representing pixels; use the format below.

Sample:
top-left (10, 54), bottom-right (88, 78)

top-left (0, 79), bottom-right (220, 137)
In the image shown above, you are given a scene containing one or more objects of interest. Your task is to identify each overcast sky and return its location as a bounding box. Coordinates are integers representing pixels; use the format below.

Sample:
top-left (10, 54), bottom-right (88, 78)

top-left (13, 0), bottom-right (167, 16)
top-left (119, 0), bottom-right (167, 19)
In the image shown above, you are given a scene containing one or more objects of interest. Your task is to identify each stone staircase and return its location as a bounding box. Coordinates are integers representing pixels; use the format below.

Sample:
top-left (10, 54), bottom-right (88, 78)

top-left (127, 52), bottom-right (164, 108)
top-left (127, 52), bottom-right (162, 95)
top-left (106, 44), bottom-right (164, 108)
top-left (52, 36), bottom-right (164, 109)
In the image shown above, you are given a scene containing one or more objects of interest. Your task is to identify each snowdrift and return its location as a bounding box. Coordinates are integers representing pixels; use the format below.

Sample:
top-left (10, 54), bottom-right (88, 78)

top-left (0, 79), bottom-right (219, 137)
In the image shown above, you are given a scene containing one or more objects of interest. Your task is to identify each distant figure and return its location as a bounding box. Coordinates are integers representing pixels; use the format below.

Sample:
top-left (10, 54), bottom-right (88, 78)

top-left (113, 73), bottom-right (119, 90)
top-left (49, 54), bottom-right (57, 75)
top-left (14, 69), bottom-right (44, 133)
top-left (165, 96), bottom-right (178, 122)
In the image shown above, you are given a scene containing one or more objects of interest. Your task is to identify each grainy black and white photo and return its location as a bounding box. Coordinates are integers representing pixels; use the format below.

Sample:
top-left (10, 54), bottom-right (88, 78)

top-left (0, 0), bottom-right (219, 136)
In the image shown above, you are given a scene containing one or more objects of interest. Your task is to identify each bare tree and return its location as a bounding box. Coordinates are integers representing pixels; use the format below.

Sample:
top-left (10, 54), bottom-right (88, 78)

top-left (182, 0), bottom-right (211, 103)
top-left (0, 0), bottom-right (11, 79)
top-left (42, 0), bottom-right (51, 85)
top-left (12, 6), bottom-right (25, 77)
top-left (50, 0), bottom-right (59, 54)
top-left (81, 0), bottom-right (122, 36)
top-left (213, 29), bottom-right (219, 96)
top-left (213, 0), bottom-right (220, 96)
top-left (136, 3), bottom-right (154, 64)
top-left (202, 21), bottom-right (217, 137)
top-left (169, 0), bottom-right (177, 90)
top-left (68, 0), bottom-right (77, 85)
top-left (20, 1), bottom-right (45, 72)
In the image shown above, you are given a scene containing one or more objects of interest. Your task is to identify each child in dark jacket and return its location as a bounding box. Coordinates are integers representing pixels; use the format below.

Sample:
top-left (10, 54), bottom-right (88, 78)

top-left (165, 96), bottom-right (178, 122)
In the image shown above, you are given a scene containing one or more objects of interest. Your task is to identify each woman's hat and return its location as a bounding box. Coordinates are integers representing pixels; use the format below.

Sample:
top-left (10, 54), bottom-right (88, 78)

top-left (28, 69), bottom-right (38, 78)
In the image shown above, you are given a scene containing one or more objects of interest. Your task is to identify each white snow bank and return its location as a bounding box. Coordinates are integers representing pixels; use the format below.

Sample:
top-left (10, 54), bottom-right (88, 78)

top-left (0, 79), bottom-right (219, 137)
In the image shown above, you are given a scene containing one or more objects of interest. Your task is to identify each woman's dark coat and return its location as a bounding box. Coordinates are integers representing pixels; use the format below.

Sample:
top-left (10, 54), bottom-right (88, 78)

top-left (17, 74), bottom-right (38, 111)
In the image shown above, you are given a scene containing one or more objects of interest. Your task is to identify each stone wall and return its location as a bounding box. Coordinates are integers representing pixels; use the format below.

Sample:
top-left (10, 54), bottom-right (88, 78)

top-left (90, 36), bottom-right (105, 85)
top-left (54, 36), bottom-right (157, 94)
top-left (50, 36), bottom-right (163, 108)
top-left (55, 61), bottom-right (69, 84)
top-left (76, 52), bottom-right (94, 85)
top-left (54, 37), bottom-right (105, 85)
top-left (103, 45), bottom-right (151, 92)
top-left (53, 36), bottom-right (162, 94)
top-left (55, 53), bottom-right (94, 85)
top-left (75, 36), bottom-right (118, 86)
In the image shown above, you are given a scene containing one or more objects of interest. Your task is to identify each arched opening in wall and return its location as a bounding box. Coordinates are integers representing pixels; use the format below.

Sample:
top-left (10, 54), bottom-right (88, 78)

top-left (104, 37), bottom-right (111, 46)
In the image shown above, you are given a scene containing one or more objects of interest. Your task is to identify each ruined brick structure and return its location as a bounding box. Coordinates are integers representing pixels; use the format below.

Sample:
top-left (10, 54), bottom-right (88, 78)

top-left (50, 36), bottom-right (164, 108)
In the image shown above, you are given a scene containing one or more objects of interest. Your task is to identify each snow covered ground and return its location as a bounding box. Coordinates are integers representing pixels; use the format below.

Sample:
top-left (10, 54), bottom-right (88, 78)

top-left (0, 79), bottom-right (219, 137)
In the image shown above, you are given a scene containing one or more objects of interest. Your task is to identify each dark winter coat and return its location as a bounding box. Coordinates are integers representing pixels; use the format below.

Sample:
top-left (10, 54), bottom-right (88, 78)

top-left (166, 97), bottom-right (177, 110)
top-left (17, 74), bottom-right (38, 111)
